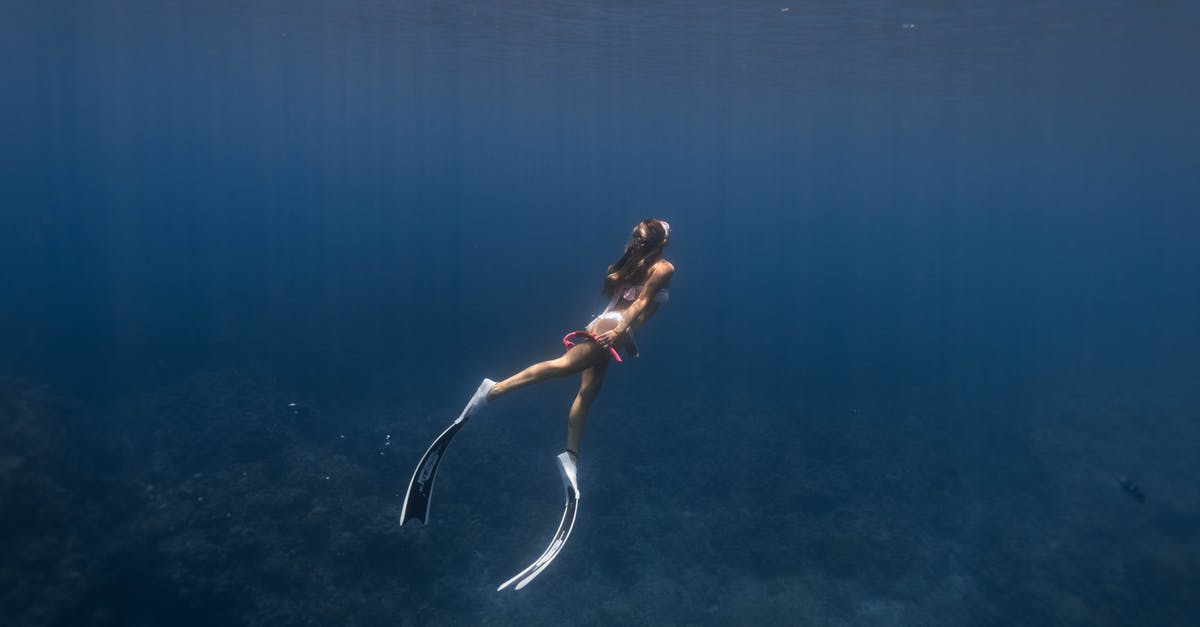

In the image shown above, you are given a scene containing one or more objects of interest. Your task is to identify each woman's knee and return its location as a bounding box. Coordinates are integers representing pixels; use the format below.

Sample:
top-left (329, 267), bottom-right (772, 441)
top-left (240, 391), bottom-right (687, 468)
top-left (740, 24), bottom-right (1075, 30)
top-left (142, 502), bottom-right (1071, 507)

top-left (576, 390), bottom-right (599, 407)
top-left (578, 380), bottom-right (603, 405)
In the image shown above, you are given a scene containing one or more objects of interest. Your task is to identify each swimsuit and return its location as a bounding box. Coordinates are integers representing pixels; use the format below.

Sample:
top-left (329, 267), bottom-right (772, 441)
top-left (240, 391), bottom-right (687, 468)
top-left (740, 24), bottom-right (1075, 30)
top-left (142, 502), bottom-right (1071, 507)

top-left (562, 283), bottom-right (670, 361)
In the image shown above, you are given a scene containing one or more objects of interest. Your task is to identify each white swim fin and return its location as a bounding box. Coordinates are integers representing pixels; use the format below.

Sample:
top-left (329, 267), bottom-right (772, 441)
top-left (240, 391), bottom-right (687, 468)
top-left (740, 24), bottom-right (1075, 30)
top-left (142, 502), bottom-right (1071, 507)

top-left (497, 451), bottom-right (580, 591)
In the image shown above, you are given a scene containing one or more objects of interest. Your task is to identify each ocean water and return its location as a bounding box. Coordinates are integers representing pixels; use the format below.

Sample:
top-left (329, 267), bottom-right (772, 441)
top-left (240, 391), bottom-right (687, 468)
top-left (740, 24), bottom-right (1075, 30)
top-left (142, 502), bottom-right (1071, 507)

top-left (2, 1), bottom-right (1198, 625)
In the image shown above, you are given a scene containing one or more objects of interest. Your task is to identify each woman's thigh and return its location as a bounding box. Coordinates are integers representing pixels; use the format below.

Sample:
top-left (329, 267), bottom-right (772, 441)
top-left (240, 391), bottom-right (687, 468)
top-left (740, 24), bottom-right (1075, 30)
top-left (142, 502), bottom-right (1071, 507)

top-left (560, 340), bottom-right (610, 374)
top-left (579, 360), bottom-right (609, 397)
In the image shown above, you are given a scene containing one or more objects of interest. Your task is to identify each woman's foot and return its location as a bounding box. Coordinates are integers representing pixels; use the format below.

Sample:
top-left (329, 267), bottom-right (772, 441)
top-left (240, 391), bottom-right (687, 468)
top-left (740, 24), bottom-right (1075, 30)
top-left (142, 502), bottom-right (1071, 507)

top-left (556, 450), bottom-right (579, 492)
top-left (461, 378), bottom-right (496, 420)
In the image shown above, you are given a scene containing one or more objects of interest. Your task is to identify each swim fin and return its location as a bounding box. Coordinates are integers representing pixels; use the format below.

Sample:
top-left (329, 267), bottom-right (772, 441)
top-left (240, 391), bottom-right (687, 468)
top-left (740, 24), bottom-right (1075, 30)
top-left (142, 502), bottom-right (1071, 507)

top-left (497, 451), bottom-right (580, 591)
top-left (400, 378), bottom-right (495, 526)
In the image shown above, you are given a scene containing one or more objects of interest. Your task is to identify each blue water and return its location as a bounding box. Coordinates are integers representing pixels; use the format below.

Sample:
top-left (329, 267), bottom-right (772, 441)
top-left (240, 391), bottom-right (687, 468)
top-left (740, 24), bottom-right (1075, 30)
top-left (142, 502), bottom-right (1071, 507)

top-left (2, 2), bottom-right (1198, 625)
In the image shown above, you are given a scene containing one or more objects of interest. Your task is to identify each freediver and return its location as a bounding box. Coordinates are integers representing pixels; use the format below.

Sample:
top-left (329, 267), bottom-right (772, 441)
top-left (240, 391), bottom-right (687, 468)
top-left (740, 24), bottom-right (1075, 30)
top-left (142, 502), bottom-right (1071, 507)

top-left (400, 218), bottom-right (674, 589)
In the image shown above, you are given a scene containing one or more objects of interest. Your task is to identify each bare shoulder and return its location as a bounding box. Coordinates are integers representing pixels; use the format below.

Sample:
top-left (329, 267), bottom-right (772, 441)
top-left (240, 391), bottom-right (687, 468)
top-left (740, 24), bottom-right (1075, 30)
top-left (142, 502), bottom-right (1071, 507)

top-left (651, 259), bottom-right (675, 281)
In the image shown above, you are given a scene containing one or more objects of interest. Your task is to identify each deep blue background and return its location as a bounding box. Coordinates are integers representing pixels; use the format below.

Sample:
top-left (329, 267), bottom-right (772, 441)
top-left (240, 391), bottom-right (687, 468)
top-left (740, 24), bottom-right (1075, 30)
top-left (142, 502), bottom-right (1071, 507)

top-left (1, 2), bottom-right (1198, 625)
top-left (4, 1), bottom-right (1197, 406)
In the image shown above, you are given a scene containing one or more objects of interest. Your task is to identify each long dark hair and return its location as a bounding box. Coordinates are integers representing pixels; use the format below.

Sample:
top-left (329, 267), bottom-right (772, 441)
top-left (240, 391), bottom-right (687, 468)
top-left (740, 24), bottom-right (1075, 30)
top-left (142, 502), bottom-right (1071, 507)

top-left (602, 218), bottom-right (670, 296)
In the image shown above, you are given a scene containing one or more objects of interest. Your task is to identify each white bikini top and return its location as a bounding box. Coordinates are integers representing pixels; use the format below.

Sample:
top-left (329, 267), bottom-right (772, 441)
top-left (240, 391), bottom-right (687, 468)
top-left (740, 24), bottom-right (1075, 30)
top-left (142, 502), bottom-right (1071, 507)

top-left (619, 284), bottom-right (670, 304)
top-left (602, 283), bottom-right (669, 314)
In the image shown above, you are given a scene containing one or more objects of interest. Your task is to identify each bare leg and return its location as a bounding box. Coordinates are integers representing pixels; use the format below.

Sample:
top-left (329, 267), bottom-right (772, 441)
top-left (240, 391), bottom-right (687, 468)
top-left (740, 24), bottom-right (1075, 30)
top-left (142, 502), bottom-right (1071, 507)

top-left (489, 342), bottom-right (608, 400)
top-left (566, 361), bottom-right (608, 455)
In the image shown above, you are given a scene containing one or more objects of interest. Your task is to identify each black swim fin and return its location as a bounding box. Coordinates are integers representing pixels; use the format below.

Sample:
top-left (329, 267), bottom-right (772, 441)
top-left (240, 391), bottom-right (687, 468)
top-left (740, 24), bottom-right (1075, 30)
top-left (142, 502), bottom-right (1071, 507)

top-left (400, 378), bottom-right (495, 526)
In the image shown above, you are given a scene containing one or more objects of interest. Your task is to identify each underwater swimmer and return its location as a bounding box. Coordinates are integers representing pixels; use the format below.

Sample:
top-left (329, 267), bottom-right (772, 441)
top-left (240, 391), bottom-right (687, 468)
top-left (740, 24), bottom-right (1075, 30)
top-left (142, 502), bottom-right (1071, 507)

top-left (400, 218), bottom-right (674, 589)
top-left (485, 217), bottom-right (674, 457)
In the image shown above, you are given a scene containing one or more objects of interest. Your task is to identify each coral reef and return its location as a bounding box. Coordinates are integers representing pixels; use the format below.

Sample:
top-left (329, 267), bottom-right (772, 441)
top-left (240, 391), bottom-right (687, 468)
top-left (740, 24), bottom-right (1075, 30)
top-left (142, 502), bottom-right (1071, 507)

top-left (0, 377), bottom-right (87, 627)
top-left (1, 371), bottom-right (1197, 625)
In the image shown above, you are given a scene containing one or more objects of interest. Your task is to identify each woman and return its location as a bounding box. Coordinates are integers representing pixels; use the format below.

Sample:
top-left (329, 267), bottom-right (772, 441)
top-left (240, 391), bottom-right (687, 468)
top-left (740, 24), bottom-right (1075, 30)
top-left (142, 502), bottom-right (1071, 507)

top-left (401, 218), bottom-right (673, 589)
top-left (480, 217), bottom-right (674, 462)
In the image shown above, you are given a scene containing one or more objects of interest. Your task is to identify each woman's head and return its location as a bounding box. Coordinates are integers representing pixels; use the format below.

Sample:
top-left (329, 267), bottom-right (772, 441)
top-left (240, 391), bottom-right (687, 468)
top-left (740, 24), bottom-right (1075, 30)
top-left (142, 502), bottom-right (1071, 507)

top-left (603, 218), bottom-right (670, 295)
top-left (631, 218), bottom-right (670, 247)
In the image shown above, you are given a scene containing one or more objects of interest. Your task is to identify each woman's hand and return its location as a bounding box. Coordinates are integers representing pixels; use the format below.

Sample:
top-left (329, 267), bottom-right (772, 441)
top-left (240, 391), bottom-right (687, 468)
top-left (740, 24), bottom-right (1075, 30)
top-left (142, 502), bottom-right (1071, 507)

top-left (594, 328), bottom-right (623, 348)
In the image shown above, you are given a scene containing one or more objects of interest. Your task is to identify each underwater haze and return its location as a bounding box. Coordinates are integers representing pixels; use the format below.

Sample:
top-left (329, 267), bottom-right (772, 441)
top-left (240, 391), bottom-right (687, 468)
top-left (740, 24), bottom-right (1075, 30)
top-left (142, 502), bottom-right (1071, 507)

top-left (2, 1), bottom-right (1199, 625)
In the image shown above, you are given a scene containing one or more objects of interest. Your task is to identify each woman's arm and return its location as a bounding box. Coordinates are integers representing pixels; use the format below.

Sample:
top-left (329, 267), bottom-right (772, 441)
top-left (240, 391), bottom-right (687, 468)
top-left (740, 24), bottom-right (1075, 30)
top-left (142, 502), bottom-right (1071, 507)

top-left (596, 261), bottom-right (674, 347)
